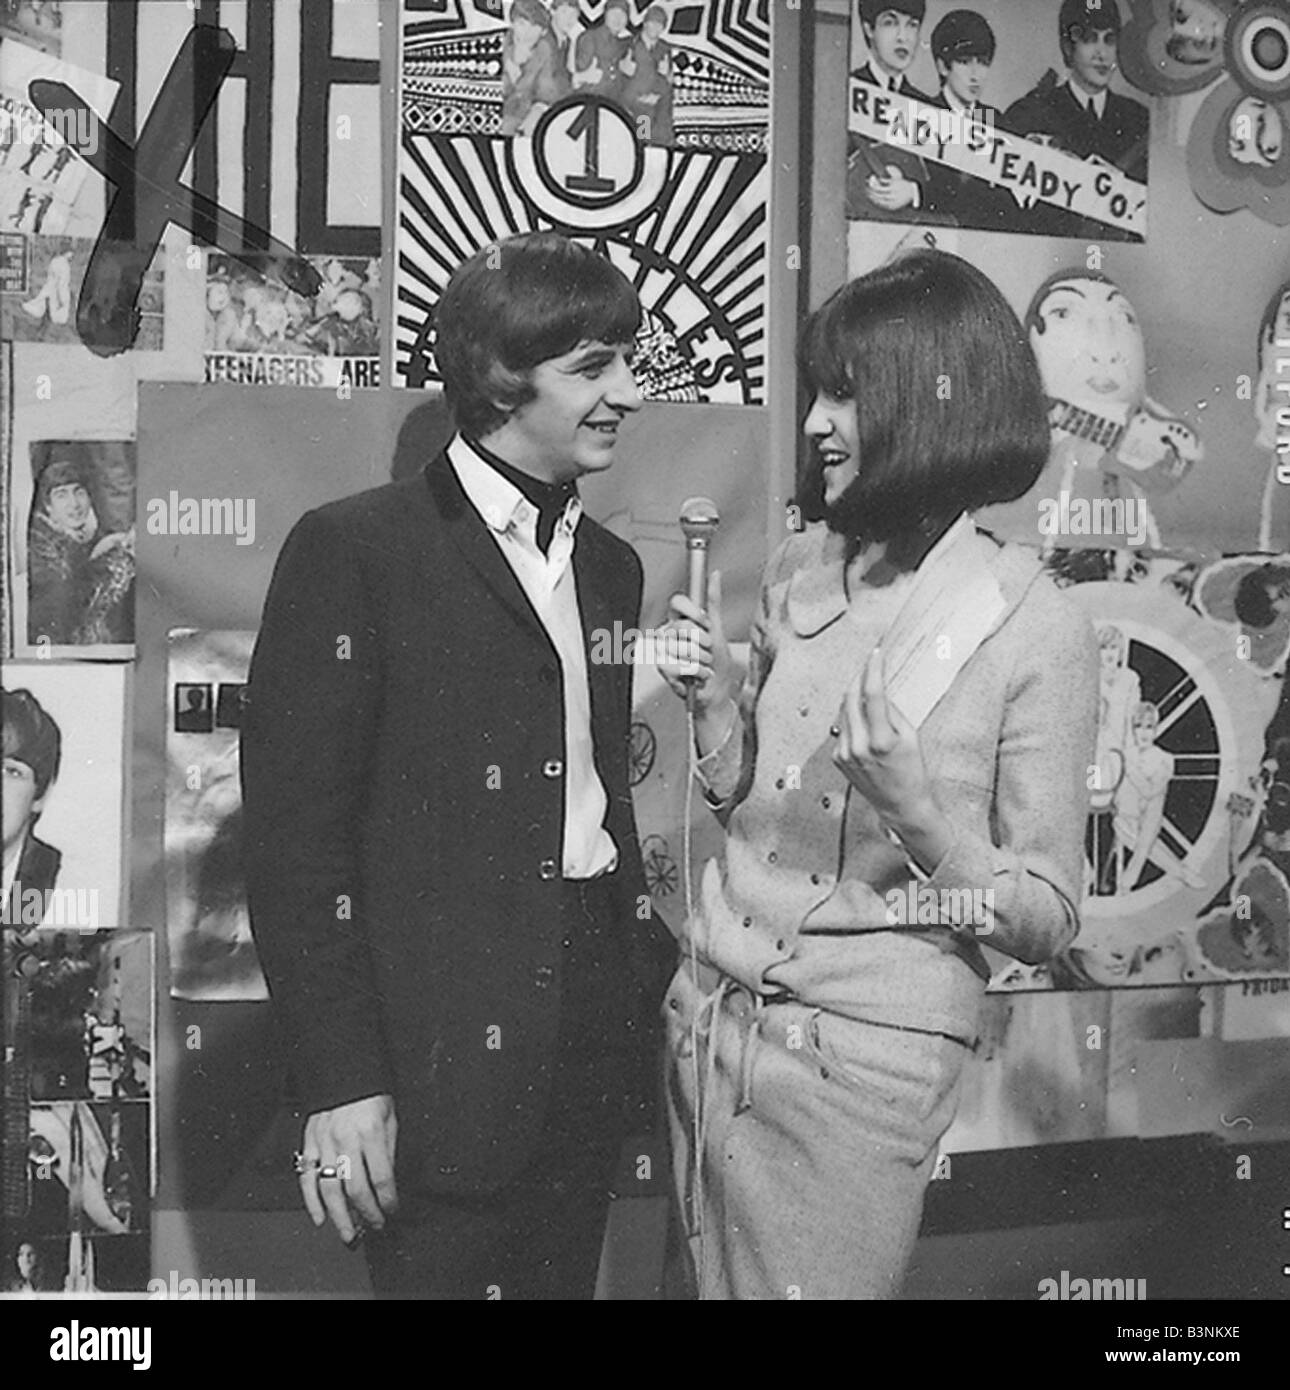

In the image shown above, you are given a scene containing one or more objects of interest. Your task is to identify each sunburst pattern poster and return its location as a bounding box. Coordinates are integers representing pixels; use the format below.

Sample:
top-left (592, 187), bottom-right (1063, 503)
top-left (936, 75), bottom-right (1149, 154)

top-left (394, 0), bottom-right (770, 403)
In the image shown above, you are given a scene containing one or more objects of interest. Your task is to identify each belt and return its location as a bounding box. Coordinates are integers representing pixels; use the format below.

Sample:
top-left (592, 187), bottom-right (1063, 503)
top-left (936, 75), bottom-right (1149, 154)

top-left (684, 977), bottom-right (793, 1240)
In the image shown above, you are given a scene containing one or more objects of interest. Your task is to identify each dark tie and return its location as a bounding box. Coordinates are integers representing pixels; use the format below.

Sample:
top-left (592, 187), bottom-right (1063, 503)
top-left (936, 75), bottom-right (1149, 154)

top-left (535, 488), bottom-right (578, 556)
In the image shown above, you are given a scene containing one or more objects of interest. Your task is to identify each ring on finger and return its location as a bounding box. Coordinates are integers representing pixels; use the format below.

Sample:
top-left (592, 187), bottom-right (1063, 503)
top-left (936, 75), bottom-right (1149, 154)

top-left (318, 1165), bottom-right (341, 1180)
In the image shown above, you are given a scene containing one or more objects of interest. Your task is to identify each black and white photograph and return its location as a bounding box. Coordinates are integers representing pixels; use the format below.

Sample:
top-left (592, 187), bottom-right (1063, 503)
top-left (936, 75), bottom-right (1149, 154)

top-left (165, 630), bottom-right (267, 1003)
top-left (4, 0), bottom-right (1290, 1360)
top-left (1, 928), bottom-right (153, 1292)
top-left (2, 664), bottom-right (125, 929)
top-left (23, 439), bottom-right (135, 656)
top-left (846, 1), bottom-right (1150, 241)
top-left (395, 0), bottom-right (771, 402)
top-left (204, 252), bottom-right (382, 391)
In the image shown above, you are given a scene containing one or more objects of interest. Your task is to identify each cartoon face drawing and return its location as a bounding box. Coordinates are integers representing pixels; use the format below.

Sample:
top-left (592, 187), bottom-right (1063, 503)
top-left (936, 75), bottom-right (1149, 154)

top-left (1029, 276), bottom-right (1147, 413)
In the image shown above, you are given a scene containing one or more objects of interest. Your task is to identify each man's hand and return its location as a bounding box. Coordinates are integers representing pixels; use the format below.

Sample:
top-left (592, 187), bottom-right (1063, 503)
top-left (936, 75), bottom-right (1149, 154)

top-left (299, 1093), bottom-right (398, 1245)
top-left (866, 166), bottom-right (919, 211)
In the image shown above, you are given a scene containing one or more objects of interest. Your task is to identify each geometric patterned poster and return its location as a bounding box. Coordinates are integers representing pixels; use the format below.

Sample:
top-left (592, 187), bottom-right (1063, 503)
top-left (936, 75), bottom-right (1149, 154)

top-left (395, 0), bottom-right (769, 402)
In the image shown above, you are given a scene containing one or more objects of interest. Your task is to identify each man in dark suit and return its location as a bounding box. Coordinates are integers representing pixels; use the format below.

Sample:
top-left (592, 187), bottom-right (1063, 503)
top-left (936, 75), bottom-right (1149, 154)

top-left (921, 9), bottom-right (1011, 233)
top-left (1004, 0), bottom-right (1149, 241)
top-left (623, 6), bottom-right (675, 147)
top-left (573, 0), bottom-right (633, 103)
top-left (240, 232), bottom-right (671, 1299)
top-left (2, 688), bottom-right (62, 925)
top-left (846, 1), bottom-right (950, 224)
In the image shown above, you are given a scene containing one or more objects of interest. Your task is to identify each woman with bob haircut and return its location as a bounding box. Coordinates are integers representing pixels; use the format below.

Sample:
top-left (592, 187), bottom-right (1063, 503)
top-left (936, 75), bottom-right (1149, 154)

top-left (657, 248), bottom-right (1099, 1299)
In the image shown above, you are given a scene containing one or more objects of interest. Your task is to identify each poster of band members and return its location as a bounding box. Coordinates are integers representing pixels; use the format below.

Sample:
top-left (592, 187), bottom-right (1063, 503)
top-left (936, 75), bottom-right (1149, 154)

top-left (846, 0), bottom-right (1150, 241)
top-left (2, 927), bottom-right (152, 1292)
top-left (395, 0), bottom-right (770, 402)
top-left (164, 630), bottom-right (267, 1003)
top-left (203, 251), bottom-right (381, 391)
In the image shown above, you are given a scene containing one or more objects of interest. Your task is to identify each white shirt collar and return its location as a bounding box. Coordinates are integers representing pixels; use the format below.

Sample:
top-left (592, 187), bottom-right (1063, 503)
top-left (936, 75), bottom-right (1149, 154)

top-left (1064, 76), bottom-right (1108, 119)
top-left (2, 832), bottom-right (25, 907)
top-left (866, 62), bottom-right (903, 93)
top-left (448, 434), bottom-right (582, 547)
top-left (942, 86), bottom-right (973, 116)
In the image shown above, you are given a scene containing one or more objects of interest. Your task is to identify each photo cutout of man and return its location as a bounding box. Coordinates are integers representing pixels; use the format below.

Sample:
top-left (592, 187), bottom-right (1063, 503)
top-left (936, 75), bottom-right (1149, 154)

top-left (574, 0), bottom-right (634, 102)
top-left (846, 1), bottom-right (946, 224)
top-left (623, 5), bottom-right (674, 146)
top-left (2, 686), bottom-right (62, 924)
top-left (550, 0), bottom-right (587, 89)
top-left (1004, 0), bottom-right (1149, 240)
top-left (922, 9), bottom-right (1010, 231)
top-left (240, 232), bottom-right (672, 1300)
top-left (500, 0), bottom-right (564, 138)
top-left (26, 446), bottom-right (136, 649)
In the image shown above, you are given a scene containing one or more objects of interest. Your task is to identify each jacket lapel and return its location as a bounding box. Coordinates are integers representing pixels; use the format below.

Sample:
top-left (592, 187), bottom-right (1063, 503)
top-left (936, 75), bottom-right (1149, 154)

top-left (423, 451), bottom-right (552, 650)
top-left (572, 521), bottom-right (623, 770)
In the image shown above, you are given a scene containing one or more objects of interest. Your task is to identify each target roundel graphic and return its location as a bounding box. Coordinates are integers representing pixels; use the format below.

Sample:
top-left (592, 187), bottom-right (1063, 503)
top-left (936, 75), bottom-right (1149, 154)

top-left (1065, 578), bottom-right (1275, 928)
top-left (511, 96), bottom-right (666, 228)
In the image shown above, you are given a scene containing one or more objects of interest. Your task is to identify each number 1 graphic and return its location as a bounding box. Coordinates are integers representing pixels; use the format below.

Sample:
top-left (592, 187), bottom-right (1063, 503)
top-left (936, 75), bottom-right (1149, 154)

top-left (564, 103), bottom-right (617, 195)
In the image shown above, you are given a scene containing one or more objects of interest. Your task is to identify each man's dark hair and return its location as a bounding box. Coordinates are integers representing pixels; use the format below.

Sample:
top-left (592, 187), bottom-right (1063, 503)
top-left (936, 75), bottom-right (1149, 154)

top-left (932, 9), bottom-right (996, 68)
top-left (436, 232), bottom-right (641, 440)
top-left (32, 441), bottom-right (93, 515)
top-left (858, 0), bottom-right (925, 30)
top-left (1235, 564), bottom-right (1290, 629)
top-left (2, 687), bottom-right (62, 801)
top-left (1060, 0), bottom-right (1123, 65)
top-left (797, 248), bottom-right (1050, 544)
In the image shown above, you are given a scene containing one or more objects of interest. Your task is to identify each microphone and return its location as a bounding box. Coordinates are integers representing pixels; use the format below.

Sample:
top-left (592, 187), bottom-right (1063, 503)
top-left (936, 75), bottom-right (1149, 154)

top-left (679, 498), bottom-right (720, 713)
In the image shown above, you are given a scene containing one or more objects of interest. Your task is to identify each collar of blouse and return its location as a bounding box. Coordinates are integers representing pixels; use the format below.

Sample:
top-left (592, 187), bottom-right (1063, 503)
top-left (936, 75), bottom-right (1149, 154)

top-left (784, 521), bottom-right (1046, 640)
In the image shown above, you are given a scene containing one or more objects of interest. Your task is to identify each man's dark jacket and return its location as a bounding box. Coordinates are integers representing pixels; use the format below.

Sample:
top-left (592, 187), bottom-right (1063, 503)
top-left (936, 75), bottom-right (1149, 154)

top-left (239, 450), bottom-right (672, 1195)
top-left (1003, 74), bottom-right (1149, 240)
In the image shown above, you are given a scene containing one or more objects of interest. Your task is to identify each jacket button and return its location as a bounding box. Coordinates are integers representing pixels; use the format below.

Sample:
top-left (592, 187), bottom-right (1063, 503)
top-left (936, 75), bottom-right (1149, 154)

top-left (810, 872), bottom-right (821, 885)
top-left (539, 859), bottom-right (559, 880)
top-left (775, 777), bottom-right (785, 790)
top-left (821, 796), bottom-right (831, 810)
top-left (542, 759), bottom-right (564, 779)
top-left (767, 850), bottom-right (777, 864)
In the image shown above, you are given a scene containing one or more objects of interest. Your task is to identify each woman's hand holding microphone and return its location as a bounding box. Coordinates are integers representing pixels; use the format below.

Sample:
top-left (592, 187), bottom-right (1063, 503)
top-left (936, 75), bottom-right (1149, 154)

top-left (658, 570), bottom-right (739, 759)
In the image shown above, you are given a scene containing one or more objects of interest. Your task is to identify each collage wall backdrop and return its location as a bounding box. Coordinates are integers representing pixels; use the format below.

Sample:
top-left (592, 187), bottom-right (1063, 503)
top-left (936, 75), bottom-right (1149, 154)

top-left (1, 0), bottom-right (776, 1290)
top-left (824, 0), bottom-right (1290, 1156)
top-left (842, 0), bottom-right (1290, 994)
top-left (4, 0), bottom-right (1290, 1296)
